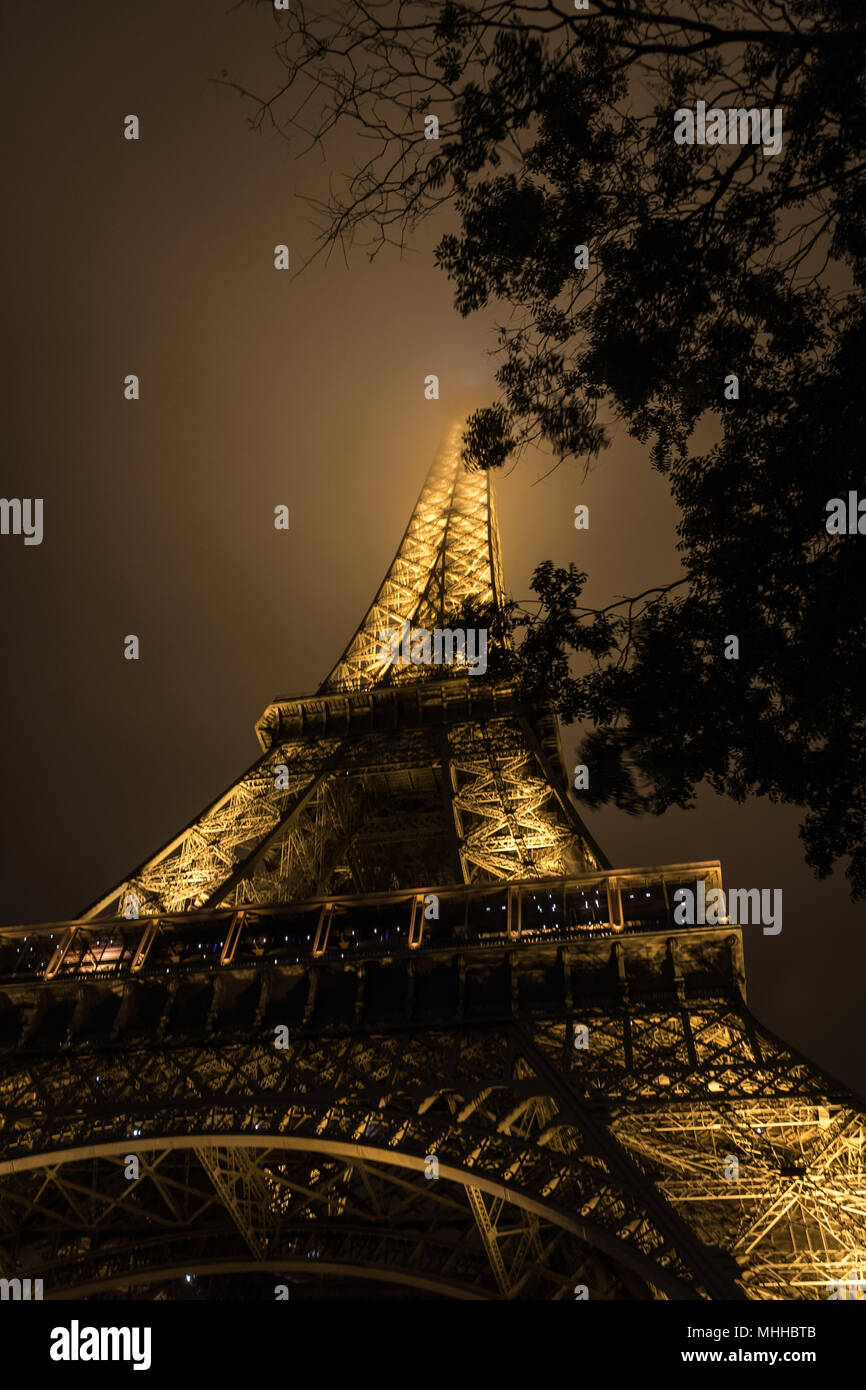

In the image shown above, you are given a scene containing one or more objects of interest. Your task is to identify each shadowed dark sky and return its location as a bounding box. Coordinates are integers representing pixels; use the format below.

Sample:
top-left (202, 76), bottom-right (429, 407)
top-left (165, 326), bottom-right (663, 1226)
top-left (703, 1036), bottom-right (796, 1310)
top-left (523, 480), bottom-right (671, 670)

top-left (1, 0), bottom-right (863, 1093)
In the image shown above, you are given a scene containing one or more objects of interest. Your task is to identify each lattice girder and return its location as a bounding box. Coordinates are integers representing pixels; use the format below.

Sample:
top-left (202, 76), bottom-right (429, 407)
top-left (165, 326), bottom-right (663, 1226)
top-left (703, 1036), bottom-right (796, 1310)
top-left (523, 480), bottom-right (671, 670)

top-left (2, 426), bottom-right (864, 1301)
top-left (531, 1014), bottom-right (866, 1300)
top-left (323, 424), bottom-right (505, 693)
top-left (80, 702), bottom-right (599, 918)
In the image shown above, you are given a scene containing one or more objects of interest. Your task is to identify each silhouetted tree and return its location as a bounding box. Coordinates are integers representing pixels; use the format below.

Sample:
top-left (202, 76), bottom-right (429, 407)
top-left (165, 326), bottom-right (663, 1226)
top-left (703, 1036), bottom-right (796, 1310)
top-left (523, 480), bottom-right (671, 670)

top-left (231, 0), bottom-right (866, 894)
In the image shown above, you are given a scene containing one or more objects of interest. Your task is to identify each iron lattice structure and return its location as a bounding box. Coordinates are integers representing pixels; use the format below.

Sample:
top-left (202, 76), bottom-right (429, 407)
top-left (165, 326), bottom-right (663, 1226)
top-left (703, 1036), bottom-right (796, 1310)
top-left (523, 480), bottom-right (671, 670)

top-left (1, 424), bottom-right (864, 1300)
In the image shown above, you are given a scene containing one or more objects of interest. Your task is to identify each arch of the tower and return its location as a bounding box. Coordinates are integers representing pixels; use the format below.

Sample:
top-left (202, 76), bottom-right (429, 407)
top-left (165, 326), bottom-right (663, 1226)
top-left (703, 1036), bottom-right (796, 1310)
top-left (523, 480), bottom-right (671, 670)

top-left (0, 1133), bottom-right (691, 1301)
top-left (0, 1028), bottom-right (728, 1302)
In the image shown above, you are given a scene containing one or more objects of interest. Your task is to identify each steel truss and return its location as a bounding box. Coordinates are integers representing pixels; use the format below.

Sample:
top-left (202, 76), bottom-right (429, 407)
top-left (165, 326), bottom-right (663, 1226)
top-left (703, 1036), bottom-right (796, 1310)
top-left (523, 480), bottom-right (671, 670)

top-left (1, 426), bottom-right (863, 1299)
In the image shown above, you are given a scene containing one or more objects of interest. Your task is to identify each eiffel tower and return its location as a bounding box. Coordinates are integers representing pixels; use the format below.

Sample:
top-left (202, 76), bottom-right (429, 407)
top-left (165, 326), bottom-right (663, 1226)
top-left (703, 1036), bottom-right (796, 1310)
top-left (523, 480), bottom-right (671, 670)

top-left (1, 424), bottom-right (865, 1302)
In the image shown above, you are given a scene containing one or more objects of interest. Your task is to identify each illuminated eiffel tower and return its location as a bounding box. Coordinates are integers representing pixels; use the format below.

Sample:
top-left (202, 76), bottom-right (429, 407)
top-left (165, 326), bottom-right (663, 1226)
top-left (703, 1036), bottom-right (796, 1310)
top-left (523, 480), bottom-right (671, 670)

top-left (1, 424), bottom-right (865, 1301)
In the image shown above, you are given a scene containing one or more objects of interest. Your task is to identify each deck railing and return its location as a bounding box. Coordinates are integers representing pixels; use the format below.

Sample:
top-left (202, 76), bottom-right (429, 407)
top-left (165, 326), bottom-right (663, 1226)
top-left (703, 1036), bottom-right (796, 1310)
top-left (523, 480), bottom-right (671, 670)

top-left (0, 861), bottom-right (727, 983)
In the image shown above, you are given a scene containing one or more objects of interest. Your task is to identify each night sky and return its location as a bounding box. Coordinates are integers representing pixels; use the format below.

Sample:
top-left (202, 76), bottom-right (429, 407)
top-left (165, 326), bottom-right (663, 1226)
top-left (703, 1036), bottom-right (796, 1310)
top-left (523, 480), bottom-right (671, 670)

top-left (1, 1), bottom-right (863, 1094)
